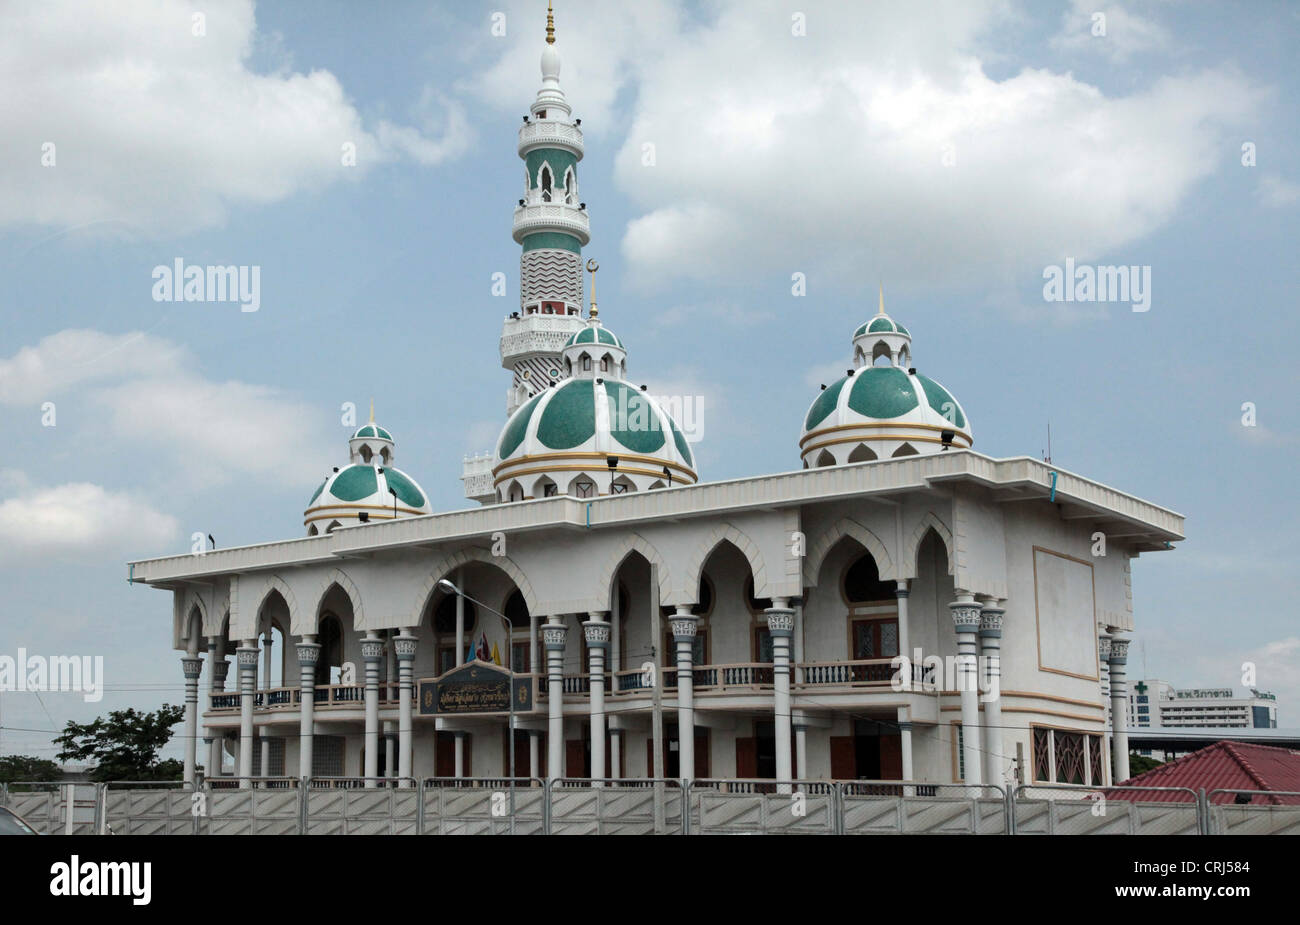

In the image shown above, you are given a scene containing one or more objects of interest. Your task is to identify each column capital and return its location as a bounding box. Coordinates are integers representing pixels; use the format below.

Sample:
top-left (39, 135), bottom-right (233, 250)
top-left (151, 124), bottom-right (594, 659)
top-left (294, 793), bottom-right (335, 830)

top-left (763, 607), bottom-right (795, 638)
top-left (235, 646), bottom-right (260, 667)
top-left (949, 601), bottom-right (983, 631)
top-left (393, 635), bottom-right (418, 661)
top-left (181, 657), bottom-right (204, 680)
top-left (360, 637), bottom-right (385, 662)
top-left (582, 620), bottom-right (611, 647)
top-left (212, 659), bottom-right (230, 681)
top-left (978, 606), bottom-right (1004, 637)
top-left (296, 641), bottom-right (322, 667)
top-left (1098, 635), bottom-right (1112, 661)
top-left (895, 580), bottom-right (911, 599)
top-left (542, 622), bottom-right (568, 650)
top-left (669, 614), bottom-right (700, 641)
top-left (1108, 637), bottom-right (1130, 664)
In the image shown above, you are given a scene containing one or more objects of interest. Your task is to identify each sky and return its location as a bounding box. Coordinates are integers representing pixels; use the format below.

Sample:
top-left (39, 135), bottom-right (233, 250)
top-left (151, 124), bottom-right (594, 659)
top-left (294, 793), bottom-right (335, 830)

top-left (1, 0), bottom-right (1297, 761)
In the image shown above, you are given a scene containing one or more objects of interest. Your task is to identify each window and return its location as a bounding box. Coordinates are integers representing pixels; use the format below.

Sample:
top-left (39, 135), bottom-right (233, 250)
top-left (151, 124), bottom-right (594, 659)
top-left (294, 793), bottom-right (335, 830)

top-left (543, 483), bottom-right (558, 497)
top-left (574, 480), bottom-right (595, 498)
top-left (582, 355), bottom-right (592, 371)
top-left (599, 357), bottom-right (609, 372)
top-left (511, 641), bottom-right (530, 674)
top-left (540, 165), bottom-right (552, 202)
top-left (611, 482), bottom-right (629, 494)
top-left (754, 626), bottom-right (774, 663)
top-left (1032, 726), bottom-right (1105, 784)
top-left (437, 646), bottom-right (456, 675)
top-left (851, 617), bottom-right (899, 660)
top-left (665, 628), bottom-right (708, 667)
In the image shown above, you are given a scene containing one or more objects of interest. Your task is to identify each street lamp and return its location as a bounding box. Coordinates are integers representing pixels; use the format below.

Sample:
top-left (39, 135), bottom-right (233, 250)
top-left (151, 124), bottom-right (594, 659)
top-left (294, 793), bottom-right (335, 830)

top-left (437, 578), bottom-right (518, 834)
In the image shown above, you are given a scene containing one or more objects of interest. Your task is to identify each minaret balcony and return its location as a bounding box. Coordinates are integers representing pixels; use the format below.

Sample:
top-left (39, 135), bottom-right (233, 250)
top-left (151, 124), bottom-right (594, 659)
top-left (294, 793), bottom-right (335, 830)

top-left (512, 202), bottom-right (590, 245)
top-left (517, 119), bottom-right (584, 157)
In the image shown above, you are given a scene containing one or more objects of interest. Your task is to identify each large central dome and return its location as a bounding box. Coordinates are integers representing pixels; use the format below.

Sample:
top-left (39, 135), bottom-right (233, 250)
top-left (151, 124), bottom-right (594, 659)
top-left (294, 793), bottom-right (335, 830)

top-left (800, 297), bottom-right (972, 467)
top-left (492, 318), bottom-right (697, 501)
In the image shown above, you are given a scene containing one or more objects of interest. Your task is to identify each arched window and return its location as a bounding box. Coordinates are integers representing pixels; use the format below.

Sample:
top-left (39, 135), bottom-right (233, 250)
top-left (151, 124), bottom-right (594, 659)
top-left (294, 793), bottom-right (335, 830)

top-left (892, 443), bottom-right (918, 458)
top-left (540, 165), bottom-right (552, 202)
top-left (433, 594), bottom-right (477, 635)
top-left (359, 445), bottom-right (372, 462)
top-left (815, 449), bottom-right (836, 467)
top-left (582, 355), bottom-right (592, 371)
top-left (847, 444), bottom-right (877, 463)
top-left (599, 356), bottom-right (610, 372)
top-left (844, 553), bottom-right (894, 603)
top-left (571, 477), bottom-right (596, 498)
top-left (565, 167), bottom-right (577, 204)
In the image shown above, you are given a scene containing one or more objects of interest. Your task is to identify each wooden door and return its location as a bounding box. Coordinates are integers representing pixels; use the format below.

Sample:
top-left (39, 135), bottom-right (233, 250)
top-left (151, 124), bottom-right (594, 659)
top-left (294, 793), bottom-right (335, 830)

top-left (830, 735), bottom-right (856, 780)
top-left (880, 734), bottom-right (903, 780)
top-left (735, 737), bottom-right (758, 779)
top-left (565, 739), bottom-right (585, 779)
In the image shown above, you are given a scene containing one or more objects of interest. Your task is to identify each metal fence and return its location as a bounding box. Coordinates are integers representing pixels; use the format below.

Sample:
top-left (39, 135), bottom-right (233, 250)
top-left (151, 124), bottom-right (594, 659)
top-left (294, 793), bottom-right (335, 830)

top-left (3, 778), bottom-right (1299, 835)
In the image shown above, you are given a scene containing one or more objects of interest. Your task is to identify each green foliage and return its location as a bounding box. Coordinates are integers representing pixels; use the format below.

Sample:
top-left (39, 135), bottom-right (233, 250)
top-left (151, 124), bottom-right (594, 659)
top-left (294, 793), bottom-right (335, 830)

top-left (53, 705), bottom-right (185, 782)
top-left (0, 755), bottom-right (62, 784)
top-left (1129, 753), bottom-right (1165, 776)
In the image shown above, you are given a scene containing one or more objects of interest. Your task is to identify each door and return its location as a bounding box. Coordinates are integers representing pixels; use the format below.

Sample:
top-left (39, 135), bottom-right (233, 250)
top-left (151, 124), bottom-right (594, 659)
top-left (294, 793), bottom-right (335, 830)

top-left (830, 736), bottom-right (856, 780)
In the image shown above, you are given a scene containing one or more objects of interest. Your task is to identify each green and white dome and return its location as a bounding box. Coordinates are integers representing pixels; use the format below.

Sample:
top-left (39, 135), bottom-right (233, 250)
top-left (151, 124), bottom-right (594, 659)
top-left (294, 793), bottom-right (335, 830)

top-left (802, 298), bottom-right (972, 466)
top-left (494, 323), bottom-right (697, 500)
top-left (306, 417), bottom-right (431, 533)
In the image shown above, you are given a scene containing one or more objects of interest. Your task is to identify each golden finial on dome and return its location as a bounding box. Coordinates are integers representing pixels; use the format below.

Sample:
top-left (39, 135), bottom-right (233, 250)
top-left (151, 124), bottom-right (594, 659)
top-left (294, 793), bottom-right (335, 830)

top-left (877, 282), bottom-right (885, 316)
top-left (546, 1), bottom-right (555, 45)
top-left (369, 397), bottom-right (374, 423)
top-left (586, 257), bottom-right (599, 318)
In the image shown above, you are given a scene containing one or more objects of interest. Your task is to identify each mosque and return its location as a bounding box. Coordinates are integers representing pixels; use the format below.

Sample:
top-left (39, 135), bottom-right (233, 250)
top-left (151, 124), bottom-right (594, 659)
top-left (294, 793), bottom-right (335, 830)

top-left (128, 6), bottom-right (1184, 794)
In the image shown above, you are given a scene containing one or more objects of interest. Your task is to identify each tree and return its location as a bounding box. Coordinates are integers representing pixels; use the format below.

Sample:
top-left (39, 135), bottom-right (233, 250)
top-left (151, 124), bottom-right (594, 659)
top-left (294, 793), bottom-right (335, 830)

top-left (1129, 753), bottom-right (1165, 776)
top-left (0, 755), bottom-right (62, 784)
top-left (54, 705), bottom-right (185, 782)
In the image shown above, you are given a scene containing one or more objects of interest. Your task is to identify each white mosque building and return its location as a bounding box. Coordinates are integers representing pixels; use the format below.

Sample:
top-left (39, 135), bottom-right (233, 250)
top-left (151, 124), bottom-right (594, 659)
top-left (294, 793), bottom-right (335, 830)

top-left (129, 7), bottom-right (1183, 794)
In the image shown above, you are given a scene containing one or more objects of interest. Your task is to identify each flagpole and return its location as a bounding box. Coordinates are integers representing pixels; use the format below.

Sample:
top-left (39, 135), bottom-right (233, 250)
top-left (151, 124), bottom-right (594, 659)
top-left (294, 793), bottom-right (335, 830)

top-left (439, 579), bottom-right (516, 834)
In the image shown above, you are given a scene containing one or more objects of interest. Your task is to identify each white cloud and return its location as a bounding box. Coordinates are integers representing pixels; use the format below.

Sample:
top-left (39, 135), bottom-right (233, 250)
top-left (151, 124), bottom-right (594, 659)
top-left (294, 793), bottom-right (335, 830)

top-left (0, 0), bottom-right (469, 235)
top-left (607, 1), bottom-right (1258, 292)
top-left (0, 328), bottom-right (335, 486)
top-left (1051, 2), bottom-right (1171, 60)
top-left (1256, 174), bottom-right (1300, 208)
top-left (0, 481), bottom-right (179, 559)
top-left (469, 2), bottom-right (1260, 297)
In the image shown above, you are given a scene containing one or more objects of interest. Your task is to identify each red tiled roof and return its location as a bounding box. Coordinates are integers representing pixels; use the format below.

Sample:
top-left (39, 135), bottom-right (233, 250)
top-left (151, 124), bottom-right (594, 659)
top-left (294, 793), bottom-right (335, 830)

top-left (1110, 741), bottom-right (1300, 805)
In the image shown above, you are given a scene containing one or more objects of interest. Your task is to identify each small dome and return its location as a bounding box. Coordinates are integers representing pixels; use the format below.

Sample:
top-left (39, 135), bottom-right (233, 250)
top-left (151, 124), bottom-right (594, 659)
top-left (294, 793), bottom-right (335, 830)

top-left (305, 463), bottom-right (431, 534)
top-left (801, 367), bottom-right (971, 465)
top-left (352, 423), bottom-right (393, 441)
top-left (565, 325), bottom-right (623, 348)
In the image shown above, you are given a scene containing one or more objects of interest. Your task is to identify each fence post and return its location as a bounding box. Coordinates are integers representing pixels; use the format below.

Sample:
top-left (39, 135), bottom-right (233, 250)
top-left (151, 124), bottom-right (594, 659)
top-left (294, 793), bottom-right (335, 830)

top-left (299, 777), bottom-right (309, 835)
top-left (417, 779), bottom-right (425, 836)
top-left (1005, 786), bottom-right (1016, 835)
top-left (832, 782), bottom-right (843, 836)
top-left (542, 779), bottom-right (552, 836)
top-left (681, 779), bottom-right (690, 836)
top-left (1198, 788), bottom-right (1209, 836)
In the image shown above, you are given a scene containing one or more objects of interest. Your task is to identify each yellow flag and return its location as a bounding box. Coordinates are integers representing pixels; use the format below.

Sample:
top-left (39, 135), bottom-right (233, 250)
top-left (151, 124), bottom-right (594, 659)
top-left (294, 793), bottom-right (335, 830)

top-left (491, 642), bottom-right (502, 666)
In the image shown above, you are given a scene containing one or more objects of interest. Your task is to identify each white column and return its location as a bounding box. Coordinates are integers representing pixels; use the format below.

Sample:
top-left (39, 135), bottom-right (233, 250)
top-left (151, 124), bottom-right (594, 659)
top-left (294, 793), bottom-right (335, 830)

top-left (1109, 635), bottom-right (1131, 783)
top-left (207, 644), bottom-right (228, 778)
top-left (361, 633), bottom-right (383, 788)
top-left (794, 723), bottom-right (808, 781)
top-left (181, 655), bottom-right (203, 785)
top-left (610, 730), bottom-right (622, 780)
top-left (454, 732), bottom-right (466, 778)
top-left (384, 727), bottom-right (395, 782)
top-left (1098, 634), bottom-right (1112, 785)
top-left (236, 641), bottom-right (259, 788)
top-left (259, 628), bottom-right (272, 778)
top-left (895, 580), bottom-right (911, 673)
top-left (898, 716), bottom-right (914, 782)
top-left (543, 618), bottom-right (568, 781)
top-left (669, 607), bottom-right (699, 781)
top-left (979, 601), bottom-right (1005, 788)
top-left (394, 631), bottom-right (417, 786)
top-left (454, 568), bottom-right (465, 666)
top-left (765, 599), bottom-right (795, 791)
top-left (297, 637), bottom-right (320, 780)
top-left (949, 596), bottom-right (984, 788)
top-left (611, 589), bottom-right (622, 674)
top-left (529, 731), bottom-right (540, 780)
top-left (584, 615), bottom-right (610, 785)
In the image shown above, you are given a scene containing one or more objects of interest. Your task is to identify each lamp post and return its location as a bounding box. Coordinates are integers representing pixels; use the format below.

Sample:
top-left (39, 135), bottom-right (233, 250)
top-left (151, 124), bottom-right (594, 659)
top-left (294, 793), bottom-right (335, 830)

top-left (606, 456), bottom-right (619, 495)
top-left (438, 578), bottom-right (517, 834)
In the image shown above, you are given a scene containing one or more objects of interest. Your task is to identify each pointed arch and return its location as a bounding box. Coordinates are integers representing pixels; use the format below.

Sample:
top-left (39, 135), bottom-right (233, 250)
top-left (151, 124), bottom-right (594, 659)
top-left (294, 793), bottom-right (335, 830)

top-left (409, 547), bottom-right (540, 627)
top-left (589, 533), bottom-right (672, 613)
top-left (311, 567), bottom-right (365, 630)
top-left (240, 574), bottom-right (300, 635)
top-left (802, 518), bottom-right (896, 587)
top-left (892, 443), bottom-right (918, 457)
top-left (815, 448), bottom-right (836, 468)
top-left (680, 523), bottom-right (769, 604)
top-left (902, 512), bottom-right (954, 580)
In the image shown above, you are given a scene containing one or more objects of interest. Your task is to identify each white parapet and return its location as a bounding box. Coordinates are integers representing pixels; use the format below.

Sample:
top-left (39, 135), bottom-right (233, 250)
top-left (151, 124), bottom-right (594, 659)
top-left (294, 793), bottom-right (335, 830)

top-left (461, 452), bottom-right (497, 505)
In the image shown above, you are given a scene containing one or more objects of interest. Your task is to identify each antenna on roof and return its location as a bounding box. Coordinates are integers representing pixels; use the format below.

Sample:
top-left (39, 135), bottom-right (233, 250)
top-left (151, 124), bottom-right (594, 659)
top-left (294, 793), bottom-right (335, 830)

top-left (1043, 421), bottom-right (1052, 464)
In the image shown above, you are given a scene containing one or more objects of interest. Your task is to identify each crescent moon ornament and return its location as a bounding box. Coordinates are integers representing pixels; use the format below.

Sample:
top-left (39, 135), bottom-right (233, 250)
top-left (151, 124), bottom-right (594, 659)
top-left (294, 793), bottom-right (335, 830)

top-left (586, 258), bottom-right (599, 273)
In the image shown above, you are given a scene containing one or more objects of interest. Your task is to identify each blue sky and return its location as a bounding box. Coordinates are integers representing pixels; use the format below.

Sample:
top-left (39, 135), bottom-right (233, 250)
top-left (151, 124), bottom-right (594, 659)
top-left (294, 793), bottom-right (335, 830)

top-left (1, 0), bottom-right (1297, 760)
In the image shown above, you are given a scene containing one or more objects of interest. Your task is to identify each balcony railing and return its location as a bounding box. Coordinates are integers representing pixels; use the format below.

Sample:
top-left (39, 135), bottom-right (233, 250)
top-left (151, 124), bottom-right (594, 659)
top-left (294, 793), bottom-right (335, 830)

top-left (205, 682), bottom-right (414, 714)
top-left (516, 119), bottom-right (584, 155)
top-left (797, 658), bottom-right (934, 688)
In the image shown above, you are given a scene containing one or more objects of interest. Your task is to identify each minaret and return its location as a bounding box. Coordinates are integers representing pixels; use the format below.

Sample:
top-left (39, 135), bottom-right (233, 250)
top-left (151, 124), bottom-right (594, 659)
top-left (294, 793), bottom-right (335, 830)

top-left (499, 1), bottom-right (590, 415)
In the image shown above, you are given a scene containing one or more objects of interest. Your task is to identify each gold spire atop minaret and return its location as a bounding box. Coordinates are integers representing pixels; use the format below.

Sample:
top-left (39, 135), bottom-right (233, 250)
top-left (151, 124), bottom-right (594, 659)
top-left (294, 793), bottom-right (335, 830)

top-left (877, 283), bottom-right (885, 316)
top-left (546, 1), bottom-right (555, 44)
top-left (586, 258), bottom-right (599, 318)
top-left (369, 397), bottom-right (374, 423)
